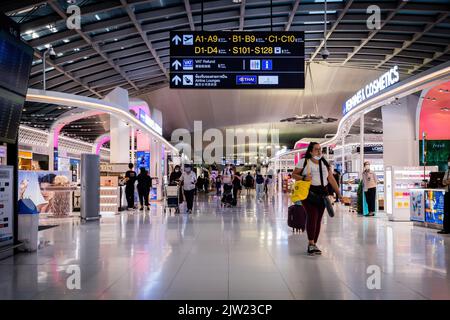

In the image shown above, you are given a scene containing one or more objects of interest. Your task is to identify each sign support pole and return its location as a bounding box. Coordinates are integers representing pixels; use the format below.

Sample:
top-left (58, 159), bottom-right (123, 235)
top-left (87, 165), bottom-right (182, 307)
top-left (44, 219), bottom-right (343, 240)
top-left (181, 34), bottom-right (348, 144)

top-left (360, 114), bottom-right (365, 176)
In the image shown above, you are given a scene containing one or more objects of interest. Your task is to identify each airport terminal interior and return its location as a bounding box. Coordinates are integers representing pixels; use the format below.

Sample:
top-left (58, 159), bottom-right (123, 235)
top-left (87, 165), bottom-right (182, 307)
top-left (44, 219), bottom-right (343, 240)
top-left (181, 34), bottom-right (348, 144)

top-left (0, 0), bottom-right (450, 301)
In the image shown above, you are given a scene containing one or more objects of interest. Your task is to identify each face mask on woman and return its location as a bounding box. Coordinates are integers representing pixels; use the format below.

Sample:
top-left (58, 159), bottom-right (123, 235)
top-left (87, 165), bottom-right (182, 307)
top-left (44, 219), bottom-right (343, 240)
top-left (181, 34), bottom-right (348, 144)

top-left (365, 165), bottom-right (370, 171)
top-left (185, 168), bottom-right (191, 173)
top-left (313, 155), bottom-right (321, 161)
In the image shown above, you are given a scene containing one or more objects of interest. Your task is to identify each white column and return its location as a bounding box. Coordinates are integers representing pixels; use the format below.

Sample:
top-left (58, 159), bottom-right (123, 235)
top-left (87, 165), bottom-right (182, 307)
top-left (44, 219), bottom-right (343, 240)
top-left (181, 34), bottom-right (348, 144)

top-left (360, 114), bottom-right (365, 176)
top-left (382, 96), bottom-right (420, 167)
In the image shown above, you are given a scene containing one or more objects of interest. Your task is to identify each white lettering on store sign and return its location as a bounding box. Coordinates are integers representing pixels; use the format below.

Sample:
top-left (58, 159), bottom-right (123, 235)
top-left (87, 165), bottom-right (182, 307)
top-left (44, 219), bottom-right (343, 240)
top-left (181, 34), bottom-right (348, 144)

top-left (343, 65), bottom-right (400, 115)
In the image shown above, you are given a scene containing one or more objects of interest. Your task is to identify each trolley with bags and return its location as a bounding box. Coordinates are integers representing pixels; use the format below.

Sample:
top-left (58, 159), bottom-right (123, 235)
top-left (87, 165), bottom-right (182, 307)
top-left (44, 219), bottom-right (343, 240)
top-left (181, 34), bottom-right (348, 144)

top-left (164, 184), bottom-right (180, 213)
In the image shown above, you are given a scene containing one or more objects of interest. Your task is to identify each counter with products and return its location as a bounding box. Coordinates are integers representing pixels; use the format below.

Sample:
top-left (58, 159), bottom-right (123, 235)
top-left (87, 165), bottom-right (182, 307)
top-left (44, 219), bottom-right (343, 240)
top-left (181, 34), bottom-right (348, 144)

top-left (385, 166), bottom-right (438, 221)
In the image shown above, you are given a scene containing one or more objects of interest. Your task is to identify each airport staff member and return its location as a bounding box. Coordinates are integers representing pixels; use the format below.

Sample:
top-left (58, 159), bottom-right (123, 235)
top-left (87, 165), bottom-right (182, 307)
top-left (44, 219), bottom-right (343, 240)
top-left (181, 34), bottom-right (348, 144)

top-left (439, 155), bottom-right (450, 234)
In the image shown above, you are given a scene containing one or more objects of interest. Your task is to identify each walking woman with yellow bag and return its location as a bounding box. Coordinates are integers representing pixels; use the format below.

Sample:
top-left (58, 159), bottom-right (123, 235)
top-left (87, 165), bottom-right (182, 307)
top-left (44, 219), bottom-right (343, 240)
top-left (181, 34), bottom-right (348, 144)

top-left (292, 142), bottom-right (342, 256)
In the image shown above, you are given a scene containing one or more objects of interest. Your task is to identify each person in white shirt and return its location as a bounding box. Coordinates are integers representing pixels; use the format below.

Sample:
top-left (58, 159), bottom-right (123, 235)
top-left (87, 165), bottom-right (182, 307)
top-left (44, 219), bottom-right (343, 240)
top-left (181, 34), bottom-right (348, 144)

top-left (180, 164), bottom-right (197, 214)
top-left (292, 142), bottom-right (341, 256)
top-left (438, 155), bottom-right (450, 234)
top-left (362, 161), bottom-right (378, 217)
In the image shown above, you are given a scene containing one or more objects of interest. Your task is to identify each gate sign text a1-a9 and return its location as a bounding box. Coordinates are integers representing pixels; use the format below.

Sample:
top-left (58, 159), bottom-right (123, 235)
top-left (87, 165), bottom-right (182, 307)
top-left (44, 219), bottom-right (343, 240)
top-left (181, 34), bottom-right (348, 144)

top-left (169, 31), bottom-right (305, 89)
top-left (343, 65), bottom-right (400, 115)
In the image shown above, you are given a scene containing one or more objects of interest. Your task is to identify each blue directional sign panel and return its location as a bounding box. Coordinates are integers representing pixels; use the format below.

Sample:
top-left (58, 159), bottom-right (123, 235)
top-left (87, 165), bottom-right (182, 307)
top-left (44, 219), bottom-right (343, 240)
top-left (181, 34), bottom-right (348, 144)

top-left (170, 31), bottom-right (304, 89)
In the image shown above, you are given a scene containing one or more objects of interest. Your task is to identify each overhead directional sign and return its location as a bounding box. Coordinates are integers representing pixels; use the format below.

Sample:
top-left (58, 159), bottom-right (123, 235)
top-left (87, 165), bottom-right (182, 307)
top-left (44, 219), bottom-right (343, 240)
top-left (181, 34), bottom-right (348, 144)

top-left (170, 31), bottom-right (305, 89)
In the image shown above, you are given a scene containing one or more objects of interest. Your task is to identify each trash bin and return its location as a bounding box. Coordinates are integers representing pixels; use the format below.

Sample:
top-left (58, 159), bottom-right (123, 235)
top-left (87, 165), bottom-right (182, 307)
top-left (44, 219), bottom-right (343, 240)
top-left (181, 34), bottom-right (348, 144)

top-left (18, 199), bottom-right (39, 252)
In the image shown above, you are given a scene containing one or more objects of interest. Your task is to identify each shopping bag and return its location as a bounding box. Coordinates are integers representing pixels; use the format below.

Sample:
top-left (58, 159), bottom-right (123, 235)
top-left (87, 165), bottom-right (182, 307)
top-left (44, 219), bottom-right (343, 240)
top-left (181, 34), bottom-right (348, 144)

top-left (290, 180), bottom-right (311, 203)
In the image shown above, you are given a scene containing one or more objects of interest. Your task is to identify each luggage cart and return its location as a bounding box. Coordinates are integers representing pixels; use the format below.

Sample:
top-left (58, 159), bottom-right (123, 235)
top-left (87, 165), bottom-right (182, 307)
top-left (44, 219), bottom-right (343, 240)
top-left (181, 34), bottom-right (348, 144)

top-left (164, 185), bottom-right (180, 214)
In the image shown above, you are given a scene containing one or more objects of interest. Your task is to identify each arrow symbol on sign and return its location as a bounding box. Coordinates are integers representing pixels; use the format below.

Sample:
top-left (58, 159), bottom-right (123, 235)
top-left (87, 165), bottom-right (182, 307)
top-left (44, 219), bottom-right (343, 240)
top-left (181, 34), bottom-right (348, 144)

top-left (172, 60), bottom-right (182, 70)
top-left (172, 75), bottom-right (181, 85)
top-left (172, 35), bottom-right (181, 45)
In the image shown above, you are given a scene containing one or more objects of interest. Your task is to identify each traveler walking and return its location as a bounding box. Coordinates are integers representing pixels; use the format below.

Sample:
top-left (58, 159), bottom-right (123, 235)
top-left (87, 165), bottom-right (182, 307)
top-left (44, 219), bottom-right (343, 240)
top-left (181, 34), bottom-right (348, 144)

top-left (244, 172), bottom-right (254, 195)
top-left (362, 161), bottom-right (378, 216)
top-left (215, 175), bottom-right (222, 196)
top-left (169, 165), bottom-right (182, 184)
top-left (255, 171), bottom-right (265, 201)
top-left (438, 155), bottom-right (450, 234)
top-left (292, 142), bottom-right (342, 255)
top-left (266, 171), bottom-right (275, 199)
top-left (232, 171), bottom-right (241, 204)
top-left (137, 167), bottom-right (152, 210)
top-left (124, 163), bottom-right (137, 210)
top-left (181, 164), bottom-right (197, 214)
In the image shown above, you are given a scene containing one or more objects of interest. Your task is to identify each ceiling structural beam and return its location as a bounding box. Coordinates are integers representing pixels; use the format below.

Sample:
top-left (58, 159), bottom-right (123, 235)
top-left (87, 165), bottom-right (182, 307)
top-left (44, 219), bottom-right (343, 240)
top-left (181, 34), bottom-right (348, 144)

top-left (32, 50), bottom-right (102, 98)
top-left (48, 0), bottom-right (139, 91)
top-left (284, 0), bottom-right (301, 31)
top-left (184, 0), bottom-right (196, 31)
top-left (341, 0), bottom-right (407, 66)
top-left (309, 0), bottom-right (353, 62)
top-left (375, 12), bottom-right (450, 69)
top-left (239, 0), bottom-right (246, 31)
top-left (120, 0), bottom-right (169, 81)
top-left (408, 44), bottom-right (450, 74)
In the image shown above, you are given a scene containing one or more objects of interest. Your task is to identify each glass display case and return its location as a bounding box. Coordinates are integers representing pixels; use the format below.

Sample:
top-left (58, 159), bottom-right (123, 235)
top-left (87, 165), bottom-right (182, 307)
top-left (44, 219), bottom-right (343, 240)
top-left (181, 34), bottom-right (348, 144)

top-left (385, 166), bottom-right (438, 221)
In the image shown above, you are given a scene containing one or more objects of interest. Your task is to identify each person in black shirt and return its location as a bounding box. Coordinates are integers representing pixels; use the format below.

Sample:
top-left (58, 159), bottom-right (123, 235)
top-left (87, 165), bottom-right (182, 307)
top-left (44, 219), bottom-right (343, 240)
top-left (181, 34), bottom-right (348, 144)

top-left (124, 163), bottom-right (136, 210)
top-left (137, 167), bottom-right (152, 210)
top-left (169, 165), bottom-right (182, 185)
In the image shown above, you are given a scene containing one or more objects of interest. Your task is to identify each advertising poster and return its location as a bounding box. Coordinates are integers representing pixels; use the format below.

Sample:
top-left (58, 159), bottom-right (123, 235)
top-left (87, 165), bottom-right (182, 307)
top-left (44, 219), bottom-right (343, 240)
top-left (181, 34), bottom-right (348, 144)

top-left (410, 190), bottom-right (425, 222)
top-left (18, 170), bottom-right (71, 213)
top-left (424, 190), bottom-right (445, 224)
top-left (136, 151), bottom-right (150, 171)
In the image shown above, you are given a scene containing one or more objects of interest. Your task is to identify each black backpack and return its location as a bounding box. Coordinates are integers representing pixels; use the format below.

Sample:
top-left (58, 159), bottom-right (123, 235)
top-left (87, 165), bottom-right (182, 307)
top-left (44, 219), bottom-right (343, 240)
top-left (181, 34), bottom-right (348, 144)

top-left (256, 174), bottom-right (264, 184)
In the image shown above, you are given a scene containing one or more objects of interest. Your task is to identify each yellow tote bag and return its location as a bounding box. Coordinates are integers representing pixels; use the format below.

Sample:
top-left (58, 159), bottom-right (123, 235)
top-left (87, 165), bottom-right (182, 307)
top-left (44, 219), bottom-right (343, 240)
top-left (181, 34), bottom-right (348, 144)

top-left (290, 160), bottom-right (311, 202)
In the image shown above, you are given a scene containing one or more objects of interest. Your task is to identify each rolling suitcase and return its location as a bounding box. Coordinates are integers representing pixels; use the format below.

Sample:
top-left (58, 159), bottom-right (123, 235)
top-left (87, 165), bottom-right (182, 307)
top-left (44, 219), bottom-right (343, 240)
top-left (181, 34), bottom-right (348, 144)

top-left (287, 204), bottom-right (307, 233)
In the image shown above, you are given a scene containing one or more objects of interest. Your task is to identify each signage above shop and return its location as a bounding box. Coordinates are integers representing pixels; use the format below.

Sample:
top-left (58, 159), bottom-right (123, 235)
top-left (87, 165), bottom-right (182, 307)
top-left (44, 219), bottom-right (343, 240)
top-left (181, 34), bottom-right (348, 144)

top-left (170, 31), bottom-right (305, 89)
top-left (356, 145), bottom-right (384, 154)
top-left (343, 65), bottom-right (400, 115)
top-left (139, 110), bottom-right (162, 135)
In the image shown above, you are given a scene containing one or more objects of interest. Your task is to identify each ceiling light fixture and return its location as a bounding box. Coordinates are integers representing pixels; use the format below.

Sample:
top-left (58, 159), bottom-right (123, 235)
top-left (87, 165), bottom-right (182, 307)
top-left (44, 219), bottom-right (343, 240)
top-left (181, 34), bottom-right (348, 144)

top-left (95, 14), bottom-right (101, 21)
top-left (441, 107), bottom-right (450, 112)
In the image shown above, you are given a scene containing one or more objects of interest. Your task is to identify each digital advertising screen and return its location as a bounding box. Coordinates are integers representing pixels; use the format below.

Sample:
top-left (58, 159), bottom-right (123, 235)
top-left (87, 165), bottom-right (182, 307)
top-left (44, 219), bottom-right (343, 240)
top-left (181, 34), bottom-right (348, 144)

top-left (410, 190), bottom-right (425, 222)
top-left (424, 189), bottom-right (445, 225)
top-left (170, 31), bottom-right (304, 89)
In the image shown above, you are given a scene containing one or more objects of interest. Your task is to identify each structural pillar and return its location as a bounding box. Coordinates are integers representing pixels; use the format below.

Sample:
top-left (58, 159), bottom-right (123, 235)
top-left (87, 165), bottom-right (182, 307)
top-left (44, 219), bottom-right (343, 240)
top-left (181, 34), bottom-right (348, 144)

top-left (104, 88), bottom-right (130, 164)
top-left (360, 114), bottom-right (365, 176)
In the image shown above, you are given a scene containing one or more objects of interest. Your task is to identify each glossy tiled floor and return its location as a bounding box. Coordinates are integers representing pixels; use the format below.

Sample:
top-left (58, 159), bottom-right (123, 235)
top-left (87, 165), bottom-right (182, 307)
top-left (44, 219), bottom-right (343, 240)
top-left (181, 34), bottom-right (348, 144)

top-left (1, 191), bottom-right (450, 300)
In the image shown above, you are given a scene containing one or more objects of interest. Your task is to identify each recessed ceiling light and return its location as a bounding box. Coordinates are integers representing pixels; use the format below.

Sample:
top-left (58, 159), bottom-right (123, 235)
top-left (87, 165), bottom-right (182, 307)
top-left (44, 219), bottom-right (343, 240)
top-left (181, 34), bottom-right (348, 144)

top-left (441, 107), bottom-right (450, 112)
top-left (63, 39), bottom-right (70, 43)
top-left (74, 48), bottom-right (80, 52)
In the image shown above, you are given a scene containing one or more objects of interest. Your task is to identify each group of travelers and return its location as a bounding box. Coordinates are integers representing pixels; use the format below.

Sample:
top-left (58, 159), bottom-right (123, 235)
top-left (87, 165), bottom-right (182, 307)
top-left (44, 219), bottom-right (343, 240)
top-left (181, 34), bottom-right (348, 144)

top-left (124, 163), bottom-right (152, 211)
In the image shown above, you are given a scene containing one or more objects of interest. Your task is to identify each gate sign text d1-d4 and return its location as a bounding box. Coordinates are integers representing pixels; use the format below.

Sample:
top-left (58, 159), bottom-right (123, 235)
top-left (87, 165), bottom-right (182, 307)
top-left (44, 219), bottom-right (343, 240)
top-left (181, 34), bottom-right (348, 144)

top-left (343, 65), bottom-right (400, 115)
top-left (170, 31), bottom-right (305, 89)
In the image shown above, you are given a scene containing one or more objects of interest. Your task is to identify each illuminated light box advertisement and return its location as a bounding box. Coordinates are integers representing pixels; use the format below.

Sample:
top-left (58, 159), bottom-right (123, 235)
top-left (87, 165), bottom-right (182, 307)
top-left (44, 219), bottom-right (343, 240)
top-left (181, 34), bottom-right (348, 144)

top-left (170, 31), bottom-right (304, 89)
top-left (136, 151), bottom-right (150, 171)
top-left (410, 189), bottom-right (425, 222)
top-left (18, 171), bottom-right (71, 214)
top-left (424, 189), bottom-right (444, 224)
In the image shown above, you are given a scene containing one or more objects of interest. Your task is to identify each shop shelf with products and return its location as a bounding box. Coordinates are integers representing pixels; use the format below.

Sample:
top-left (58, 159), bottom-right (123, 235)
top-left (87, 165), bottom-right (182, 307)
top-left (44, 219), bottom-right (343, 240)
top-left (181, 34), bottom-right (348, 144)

top-left (385, 166), bottom-right (438, 221)
top-left (341, 172), bottom-right (359, 207)
top-left (100, 176), bottom-right (120, 215)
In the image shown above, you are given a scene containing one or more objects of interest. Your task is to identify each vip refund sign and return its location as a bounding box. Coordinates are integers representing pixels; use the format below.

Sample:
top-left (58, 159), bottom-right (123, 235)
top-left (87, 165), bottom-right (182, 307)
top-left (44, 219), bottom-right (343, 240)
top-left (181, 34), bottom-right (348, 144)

top-left (170, 31), bottom-right (304, 89)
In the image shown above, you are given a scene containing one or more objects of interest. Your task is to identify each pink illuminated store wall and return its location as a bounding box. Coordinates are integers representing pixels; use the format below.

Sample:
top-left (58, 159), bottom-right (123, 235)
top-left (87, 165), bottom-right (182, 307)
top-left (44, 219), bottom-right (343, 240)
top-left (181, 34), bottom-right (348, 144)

top-left (419, 82), bottom-right (450, 140)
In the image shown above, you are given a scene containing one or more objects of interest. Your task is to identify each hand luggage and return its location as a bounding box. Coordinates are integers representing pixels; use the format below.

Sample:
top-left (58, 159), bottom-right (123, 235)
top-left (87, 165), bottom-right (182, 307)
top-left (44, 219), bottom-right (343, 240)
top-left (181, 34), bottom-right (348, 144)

top-left (287, 204), bottom-right (306, 233)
